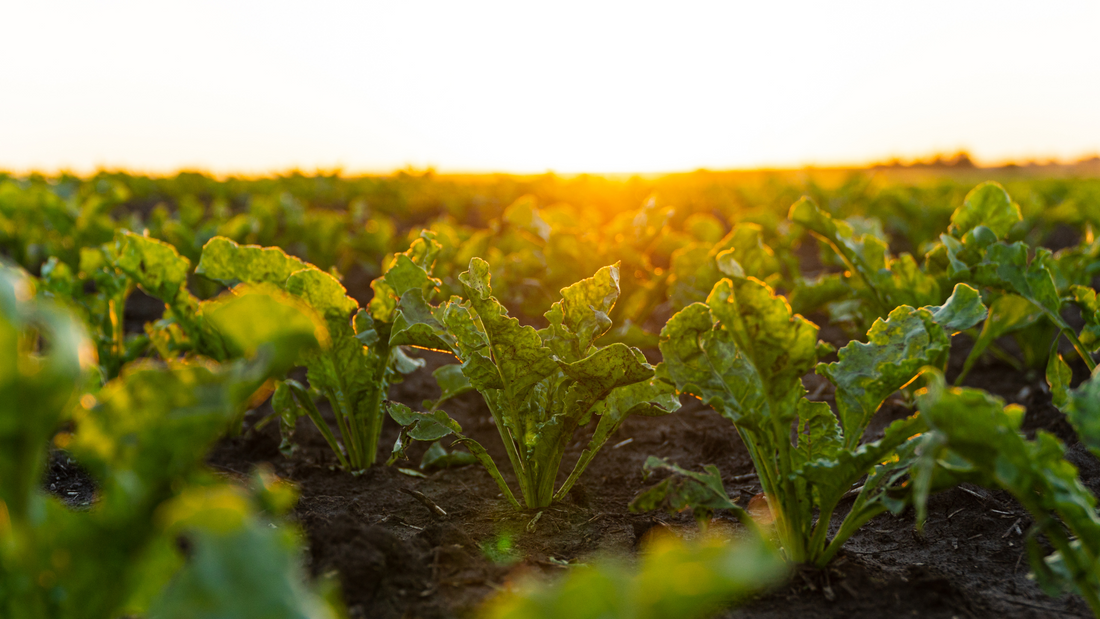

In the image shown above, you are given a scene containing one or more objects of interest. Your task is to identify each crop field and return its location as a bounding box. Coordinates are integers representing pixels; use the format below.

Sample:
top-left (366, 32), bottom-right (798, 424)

top-left (1, 167), bottom-right (1098, 619)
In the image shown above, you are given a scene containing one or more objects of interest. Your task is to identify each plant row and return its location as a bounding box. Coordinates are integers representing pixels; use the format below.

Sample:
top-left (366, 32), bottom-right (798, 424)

top-left (1, 177), bottom-right (1098, 617)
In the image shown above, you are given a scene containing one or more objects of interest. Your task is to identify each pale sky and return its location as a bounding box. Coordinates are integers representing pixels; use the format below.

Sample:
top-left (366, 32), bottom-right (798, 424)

top-left (3, 1), bottom-right (1099, 174)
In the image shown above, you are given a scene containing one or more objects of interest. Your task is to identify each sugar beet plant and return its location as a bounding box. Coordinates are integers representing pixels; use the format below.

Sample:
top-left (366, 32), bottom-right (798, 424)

top-left (195, 232), bottom-right (438, 470)
top-left (384, 258), bottom-right (680, 509)
top-left (642, 273), bottom-right (986, 566)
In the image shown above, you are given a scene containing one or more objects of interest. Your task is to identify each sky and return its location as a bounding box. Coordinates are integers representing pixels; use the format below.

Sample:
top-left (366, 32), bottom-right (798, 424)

top-left (3, 1), bottom-right (1099, 175)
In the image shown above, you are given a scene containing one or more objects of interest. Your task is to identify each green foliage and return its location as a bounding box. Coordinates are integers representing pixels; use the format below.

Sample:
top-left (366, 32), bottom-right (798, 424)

top-left (0, 269), bottom-right (337, 619)
top-left (913, 371), bottom-right (1100, 616)
top-left (1063, 371), bottom-right (1100, 461)
top-left (386, 258), bottom-right (680, 509)
top-left (482, 534), bottom-right (787, 619)
top-left (39, 249), bottom-right (143, 380)
top-left (197, 233), bottom-right (440, 470)
top-left (790, 196), bottom-right (944, 326)
top-left (667, 223), bottom-right (783, 310)
top-left (926, 182), bottom-right (1097, 373)
top-left (149, 483), bottom-right (339, 619)
top-left (653, 276), bottom-right (984, 566)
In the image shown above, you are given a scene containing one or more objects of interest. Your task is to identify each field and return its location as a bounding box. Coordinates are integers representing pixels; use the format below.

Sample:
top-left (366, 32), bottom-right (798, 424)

top-left (3, 165), bottom-right (1100, 619)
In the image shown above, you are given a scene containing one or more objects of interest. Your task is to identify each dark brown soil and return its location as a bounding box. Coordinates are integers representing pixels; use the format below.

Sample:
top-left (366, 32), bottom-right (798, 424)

top-left (199, 329), bottom-right (1098, 619)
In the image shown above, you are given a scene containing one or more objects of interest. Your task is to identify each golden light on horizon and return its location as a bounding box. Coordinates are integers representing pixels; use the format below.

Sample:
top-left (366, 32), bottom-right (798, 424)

top-left (3, 1), bottom-right (1099, 175)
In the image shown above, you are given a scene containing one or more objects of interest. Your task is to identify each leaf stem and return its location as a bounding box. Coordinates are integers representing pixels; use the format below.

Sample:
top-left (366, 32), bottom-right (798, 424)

top-left (289, 382), bottom-right (350, 470)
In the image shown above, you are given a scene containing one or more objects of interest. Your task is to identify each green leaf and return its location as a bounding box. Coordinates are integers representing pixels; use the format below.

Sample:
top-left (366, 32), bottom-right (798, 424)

top-left (667, 224), bottom-right (782, 310)
top-left (556, 344), bottom-right (654, 423)
top-left (800, 413), bottom-right (927, 513)
top-left (790, 197), bottom-right (941, 314)
top-left (385, 401), bottom-right (462, 441)
top-left (195, 236), bottom-right (311, 286)
top-left (629, 456), bottom-right (744, 524)
top-left (554, 377), bottom-right (680, 501)
top-left (948, 181), bottom-right (1022, 240)
top-left (819, 304), bottom-right (950, 448)
top-left (384, 253), bottom-right (442, 298)
top-left (502, 195), bottom-right (551, 241)
top-left (926, 283), bottom-right (987, 332)
top-left (794, 399), bottom-right (842, 466)
top-left (420, 441), bottom-right (478, 470)
top-left (957, 294), bottom-right (1044, 383)
top-left (460, 258), bottom-right (559, 400)
top-left (284, 269), bottom-right (358, 331)
top-left (389, 289), bottom-right (456, 353)
top-left (1070, 285), bottom-right (1100, 351)
top-left (540, 263), bottom-right (620, 361)
top-left (150, 519), bottom-right (337, 619)
top-left (203, 285), bottom-right (326, 370)
top-left (430, 363), bottom-right (474, 406)
top-left (110, 230), bottom-right (194, 308)
top-left (789, 272), bottom-right (850, 316)
top-left (1064, 372), bottom-right (1100, 459)
top-left (1047, 350), bottom-right (1073, 411)
top-left (662, 278), bottom-right (817, 431)
top-left (272, 381), bottom-right (303, 457)
top-left (915, 370), bottom-right (1100, 610)
top-left (975, 243), bottom-right (1064, 328)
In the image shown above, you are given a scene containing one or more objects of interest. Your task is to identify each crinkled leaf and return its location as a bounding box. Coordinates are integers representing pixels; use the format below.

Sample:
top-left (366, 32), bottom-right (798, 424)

top-left (459, 258), bottom-right (559, 399)
top-left (659, 302), bottom-right (767, 428)
top-left (384, 253), bottom-right (442, 298)
top-left (553, 378), bottom-right (679, 502)
top-left (629, 456), bottom-right (743, 522)
top-left (556, 343), bottom-right (654, 425)
top-left (971, 242), bottom-right (1066, 330)
top-left (540, 263), bottom-right (620, 361)
top-left (820, 305), bottom-right (950, 448)
top-left (389, 289), bottom-right (456, 352)
top-left (794, 399), bottom-right (842, 466)
top-left (284, 269), bottom-right (358, 331)
top-left (110, 230), bottom-right (193, 307)
top-left (195, 236), bottom-right (311, 286)
top-left (800, 414), bottom-right (927, 510)
top-left (704, 277), bottom-right (819, 421)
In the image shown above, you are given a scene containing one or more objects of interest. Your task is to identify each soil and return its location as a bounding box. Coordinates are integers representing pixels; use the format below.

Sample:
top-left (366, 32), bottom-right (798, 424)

top-left (43, 286), bottom-right (1099, 618)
